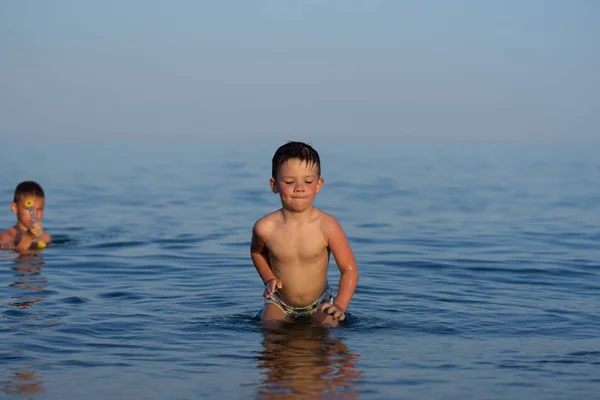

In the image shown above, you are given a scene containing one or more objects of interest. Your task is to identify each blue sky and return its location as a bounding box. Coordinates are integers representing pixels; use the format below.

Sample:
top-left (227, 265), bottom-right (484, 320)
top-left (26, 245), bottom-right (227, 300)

top-left (1, 0), bottom-right (598, 141)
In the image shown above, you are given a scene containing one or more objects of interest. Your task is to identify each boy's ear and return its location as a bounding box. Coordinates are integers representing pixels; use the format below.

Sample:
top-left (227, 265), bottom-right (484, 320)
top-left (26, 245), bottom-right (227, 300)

top-left (315, 177), bottom-right (324, 193)
top-left (270, 178), bottom-right (279, 194)
top-left (10, 202), bottom-right (17, 214)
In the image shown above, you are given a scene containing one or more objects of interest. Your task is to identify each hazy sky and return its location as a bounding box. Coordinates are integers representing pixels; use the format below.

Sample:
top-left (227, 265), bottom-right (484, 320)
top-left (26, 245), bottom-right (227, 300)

top-left (1, 1), bottom-right (598, 141)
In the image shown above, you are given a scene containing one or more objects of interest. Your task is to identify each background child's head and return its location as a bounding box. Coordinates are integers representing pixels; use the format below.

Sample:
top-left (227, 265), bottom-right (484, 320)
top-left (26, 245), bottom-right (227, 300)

top-left (13, 181), bottom-right (45, 203)
top-left (11, 181), bottom-right (46, 229)
top-left (272, 142), bottom-right (321, 179)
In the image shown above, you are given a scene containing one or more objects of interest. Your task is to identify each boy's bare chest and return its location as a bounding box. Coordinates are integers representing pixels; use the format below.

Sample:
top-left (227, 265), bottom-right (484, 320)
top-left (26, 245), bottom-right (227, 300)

top-left (267, 225), bottom-right (327, 263)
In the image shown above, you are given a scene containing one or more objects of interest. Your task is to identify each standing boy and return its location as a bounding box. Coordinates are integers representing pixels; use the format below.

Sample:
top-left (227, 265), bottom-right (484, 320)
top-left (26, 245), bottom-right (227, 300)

top-left (251, 142), bottom-right (358, 327)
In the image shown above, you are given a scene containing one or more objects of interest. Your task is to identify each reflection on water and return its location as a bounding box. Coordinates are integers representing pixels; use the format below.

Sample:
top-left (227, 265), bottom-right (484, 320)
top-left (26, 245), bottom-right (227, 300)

top-left (8, 254), bottom-right (47, 311)
top-left (2, 253), bottom-right (48, 398)
top-left (256, 323), bottom-right (362, 400)
top-left (1, 365), bottom-right (45, 398)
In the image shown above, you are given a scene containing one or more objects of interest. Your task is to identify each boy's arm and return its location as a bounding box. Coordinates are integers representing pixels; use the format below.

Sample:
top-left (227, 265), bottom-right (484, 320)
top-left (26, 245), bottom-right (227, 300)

top-left (324, 217), bottom-right (358, 311)
top-left (250, 221), bottom-right (277, 284)
top-left (16, 232), bottom-right (33, 252)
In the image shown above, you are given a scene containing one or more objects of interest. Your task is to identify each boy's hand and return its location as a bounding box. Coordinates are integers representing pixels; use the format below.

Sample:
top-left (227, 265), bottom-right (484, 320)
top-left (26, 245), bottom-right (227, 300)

top-left (263, 278), bottom-right (283, 300)
top-left (319, 303), bottom-right (346, 321)
top-left (28, 222), bottom-right (43, 239)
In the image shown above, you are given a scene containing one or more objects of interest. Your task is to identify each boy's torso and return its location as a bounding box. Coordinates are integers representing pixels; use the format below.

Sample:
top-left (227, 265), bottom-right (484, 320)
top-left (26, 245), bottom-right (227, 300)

top-left (265, 209), bottom-right (331, 307)
top-left (0, 226), bottom-right (51, 249)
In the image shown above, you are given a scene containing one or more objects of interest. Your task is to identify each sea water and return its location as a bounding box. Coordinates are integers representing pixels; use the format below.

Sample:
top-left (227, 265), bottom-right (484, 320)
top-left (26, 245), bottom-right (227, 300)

top-left (1, 137), bottom-right (598, 399)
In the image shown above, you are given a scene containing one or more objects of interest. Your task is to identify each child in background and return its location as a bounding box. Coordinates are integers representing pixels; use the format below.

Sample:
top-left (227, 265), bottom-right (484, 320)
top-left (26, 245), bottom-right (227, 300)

top-left (251, 142), bottom-right (358, 328)
top-left (0, 181), bottom-right (51, 252)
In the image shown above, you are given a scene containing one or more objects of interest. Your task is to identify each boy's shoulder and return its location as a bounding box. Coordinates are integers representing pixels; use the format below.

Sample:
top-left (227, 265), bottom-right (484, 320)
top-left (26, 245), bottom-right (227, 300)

top-left (252, 211), bottom-right (282, 244)
top-left (253, 208), bottom-right (341, 231)
top-left (0, 227), bottom-right (17, 245)
top-left (253, 210), bottom-right (282, 231)
top-left (41, 231), bottom-right (52, 243)
top-left (314, 208), bottom-right (336, 220)
top-left (0, 226), bottom-right (17, 239)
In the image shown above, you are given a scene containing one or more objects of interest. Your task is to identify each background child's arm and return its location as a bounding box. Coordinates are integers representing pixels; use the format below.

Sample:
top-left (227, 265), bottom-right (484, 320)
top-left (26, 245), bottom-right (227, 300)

top-left (16, 233), bottom-right (34, 252)
top-left (325, 217), bottom-right (359, 311)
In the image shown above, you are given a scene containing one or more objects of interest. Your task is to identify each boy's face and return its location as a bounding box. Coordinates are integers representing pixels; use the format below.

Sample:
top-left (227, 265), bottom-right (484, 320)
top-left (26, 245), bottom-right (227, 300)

top-left (11, 195), bottom-right (45, 230)
top-left (270, 158), bottom-right (323, 212)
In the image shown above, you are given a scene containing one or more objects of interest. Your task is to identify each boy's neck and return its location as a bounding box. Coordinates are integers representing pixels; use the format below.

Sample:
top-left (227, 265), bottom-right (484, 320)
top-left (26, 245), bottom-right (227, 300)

top-left (14, 222), bottom-right (28, 232)
top-left (279, 206), bottom-right (317, 222)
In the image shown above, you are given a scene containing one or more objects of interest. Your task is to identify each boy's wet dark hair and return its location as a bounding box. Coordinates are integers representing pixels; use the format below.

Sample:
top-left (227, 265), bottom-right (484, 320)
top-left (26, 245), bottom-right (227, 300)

top-left (13, 181), bottom-right (45, 202)
top-left (272, 141), bottom-right (321, 179)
